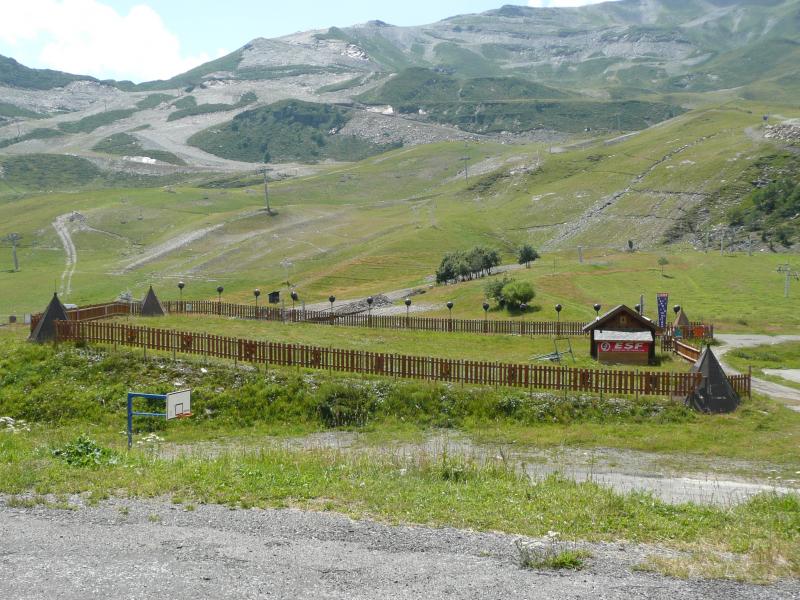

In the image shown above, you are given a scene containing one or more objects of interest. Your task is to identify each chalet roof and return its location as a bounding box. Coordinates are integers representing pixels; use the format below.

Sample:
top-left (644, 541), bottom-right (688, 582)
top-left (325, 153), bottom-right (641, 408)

top-left (594, 330), bottom-right (653, 342)
top-left (29, 292), bottom-right (69, 343)
top-left (582, 304), bottom-right (656, 334)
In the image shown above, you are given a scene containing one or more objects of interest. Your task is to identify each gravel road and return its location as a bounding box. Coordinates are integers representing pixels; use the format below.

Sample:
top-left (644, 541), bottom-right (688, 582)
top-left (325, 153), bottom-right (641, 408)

top-left (716, 334), bottom-right (800, 412)
top-left (1, 497), bottom-right (797, 600)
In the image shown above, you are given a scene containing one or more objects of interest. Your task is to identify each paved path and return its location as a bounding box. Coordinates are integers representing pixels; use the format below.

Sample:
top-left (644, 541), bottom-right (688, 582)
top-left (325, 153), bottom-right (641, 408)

top-left (716, 334), bottom-right (800, 412)
top-left (1, 497), bottom-right (796, 600)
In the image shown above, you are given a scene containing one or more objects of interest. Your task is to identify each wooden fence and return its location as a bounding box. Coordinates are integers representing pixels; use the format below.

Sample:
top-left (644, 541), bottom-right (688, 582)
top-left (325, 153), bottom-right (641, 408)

top-left (30, 301), bottom-right (136, 331)
top-left (165, 300), bottom-right (594, 336)
top-left (32, 299), bottom-right (715, 342)
top-left (55, 320), bottom-right (721, 397)
top-left (672, 339), bottom-right (703, 363)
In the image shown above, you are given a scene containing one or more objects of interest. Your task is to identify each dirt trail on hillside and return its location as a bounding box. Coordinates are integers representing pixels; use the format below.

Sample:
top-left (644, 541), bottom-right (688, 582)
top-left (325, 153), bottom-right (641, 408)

top-left (52, 214), bottom-right (77, 297)
top-left (716, 334), bottom-right (800, 412)
top-left (544, 134), bottom-right (715, 249)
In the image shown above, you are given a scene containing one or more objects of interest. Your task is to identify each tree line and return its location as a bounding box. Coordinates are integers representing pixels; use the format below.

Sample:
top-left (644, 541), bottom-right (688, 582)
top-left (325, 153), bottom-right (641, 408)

top-left (435, 247), bottom-right (501, 284)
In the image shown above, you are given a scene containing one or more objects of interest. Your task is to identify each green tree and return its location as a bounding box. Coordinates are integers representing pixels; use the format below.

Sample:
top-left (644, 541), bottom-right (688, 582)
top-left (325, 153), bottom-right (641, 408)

top-left (501, 280), bottom-right (535, 308)
top-left (658, 256), bottom-right (669, 275)
top-left (485, 275), bottom-right (514, 306)
top-left (518, 244), bottom-right (540, 268)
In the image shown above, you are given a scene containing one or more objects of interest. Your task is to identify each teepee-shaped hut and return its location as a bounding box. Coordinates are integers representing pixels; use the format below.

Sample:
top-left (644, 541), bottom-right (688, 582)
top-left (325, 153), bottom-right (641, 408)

top-left (29, 292), bottom-right (69, 343)
top-left (673, 308), bottom-right (691, 328)
top-left (140, 285), bottom-right (165, 317)
top-left (685, 346), bottom-right (740, 413)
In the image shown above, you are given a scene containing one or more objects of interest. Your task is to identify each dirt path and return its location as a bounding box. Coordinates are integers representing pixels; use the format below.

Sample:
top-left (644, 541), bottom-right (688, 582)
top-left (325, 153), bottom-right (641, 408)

top-left (716, 334), bottom-right (800, 412)
top-left (2, 497), bottom-right (796, 600)
top-left (52, 214), bottom-right (77, 298)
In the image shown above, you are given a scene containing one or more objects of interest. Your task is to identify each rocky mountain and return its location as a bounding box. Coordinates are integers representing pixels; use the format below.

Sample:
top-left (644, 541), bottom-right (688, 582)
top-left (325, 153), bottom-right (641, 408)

top-left (0, 0), bottom-right (797, 173)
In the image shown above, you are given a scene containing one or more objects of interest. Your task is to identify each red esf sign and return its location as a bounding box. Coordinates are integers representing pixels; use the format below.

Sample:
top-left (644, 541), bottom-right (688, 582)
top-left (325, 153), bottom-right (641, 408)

top-left (597, 341), bottom-right (649, 353)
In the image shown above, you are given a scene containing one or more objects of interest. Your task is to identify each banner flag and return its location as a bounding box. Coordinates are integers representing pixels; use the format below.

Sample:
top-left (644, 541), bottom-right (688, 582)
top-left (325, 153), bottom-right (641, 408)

top-left (657, 293), bottom-right (669, 329)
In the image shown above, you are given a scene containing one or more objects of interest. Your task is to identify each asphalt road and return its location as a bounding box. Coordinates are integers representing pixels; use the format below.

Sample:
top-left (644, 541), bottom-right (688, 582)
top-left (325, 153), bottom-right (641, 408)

top-left (1, 497), bottom-right (797, 600)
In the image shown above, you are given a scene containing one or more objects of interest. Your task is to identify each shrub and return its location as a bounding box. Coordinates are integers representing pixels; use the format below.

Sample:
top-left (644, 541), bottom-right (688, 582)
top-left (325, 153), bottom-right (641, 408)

top-left (51, 435), bottom-right (117, 467)
top-left (501, 281), bottom-right (535, 308)
top-left (316, 382), bottom-right (376, 427)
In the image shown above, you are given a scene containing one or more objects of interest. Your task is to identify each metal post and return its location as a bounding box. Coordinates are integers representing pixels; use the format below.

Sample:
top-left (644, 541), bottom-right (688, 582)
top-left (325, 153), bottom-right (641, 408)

top-left (127, 393), bottom-right (133, 449)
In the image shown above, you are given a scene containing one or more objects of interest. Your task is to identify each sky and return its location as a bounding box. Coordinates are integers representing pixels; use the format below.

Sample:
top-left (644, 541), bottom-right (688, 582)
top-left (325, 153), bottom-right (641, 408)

top-left (0, 0), bottom-right (616, 83)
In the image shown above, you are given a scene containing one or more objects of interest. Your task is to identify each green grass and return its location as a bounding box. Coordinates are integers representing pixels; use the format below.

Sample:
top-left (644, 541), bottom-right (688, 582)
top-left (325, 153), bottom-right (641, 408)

top-left (188, 99), bottom-right (401, 163)
top-left (1, 333), bottom-right (797, 466)
top-left (0, 54), bottom-right (95, 90)
top-left (727, 342), bottom-right (800, 391)
top-left (516, 542), bottom-right (591, 570)
top-left (135, 48), bottom-right (244, 91)
top-left (0, 429), bottom-right (798, 582)
top-left (0, 154), bottom-right (190, 192)
top-left (2, 104), bottom-right (800, 331)
top-left (135, 94), bottom-right (176, 110)
top-left (357, 67), bottom-right (680, 133)
top-left (166, 91), bottom-right (257, 122)
top-left (91, 133), bottom-right (186, 165)
top-left (0, 102), bottom-right (45, 120)
top-left (58, 109), bottom-right (137, 134)
top-left (0, 127), bottom-right (64, 149)
top-left (122, 313), bottom-right (683, 371)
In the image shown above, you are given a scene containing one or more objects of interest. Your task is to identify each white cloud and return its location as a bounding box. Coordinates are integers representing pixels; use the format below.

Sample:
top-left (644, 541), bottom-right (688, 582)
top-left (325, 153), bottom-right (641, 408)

top-left (528, 0), bottom-right (617, 7)
top-left (0, 0), bottom-right (211, 82)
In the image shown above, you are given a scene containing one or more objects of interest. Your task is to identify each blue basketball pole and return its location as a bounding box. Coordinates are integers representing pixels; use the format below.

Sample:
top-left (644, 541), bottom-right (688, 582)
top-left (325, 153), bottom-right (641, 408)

top-left (127, 392), bottom-right (168, 449)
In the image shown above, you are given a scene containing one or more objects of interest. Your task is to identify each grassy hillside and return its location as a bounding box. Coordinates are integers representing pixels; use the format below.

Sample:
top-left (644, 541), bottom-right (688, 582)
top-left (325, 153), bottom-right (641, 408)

top-left (91, 133), bottom-right (186, 165)
top-left (0, 102), bottom-right (44, 120)
top-left (0, 54), bottom-right (97, 90)
top-left (58, 109), bottom-right (137, 134)
top-left (1, 103), bottom-right (799, 327)
top-left (0, 127), bottom-right (63, 149)
top-left (358, 68), bottom-right (568, 106)
top-left (358, 68), bottom-right (681, 133)
top-left (188, 100), bottom-right (400, 163)
top-left (166, 91), bottom-right (256, 122)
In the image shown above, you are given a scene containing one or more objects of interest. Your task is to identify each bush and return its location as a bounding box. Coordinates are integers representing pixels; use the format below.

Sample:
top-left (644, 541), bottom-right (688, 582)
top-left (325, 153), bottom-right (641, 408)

top-left (51, 435), bottom-right (117, 467)
top-left (485, 275), bottom-right (514, 306)
top-left (316, 382), bottom-right (376, 427)
top-left (501, 281), bottom-right (535, 308)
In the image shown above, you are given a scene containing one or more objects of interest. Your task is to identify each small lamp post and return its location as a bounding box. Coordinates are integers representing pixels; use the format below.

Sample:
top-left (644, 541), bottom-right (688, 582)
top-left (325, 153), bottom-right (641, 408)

top-left (483, 301), bottom-right (490, 333)
top-left (366, 296), bottom-right (374, 321)
top-left (673, 304), bottom-right (681, 315)
top-left (178, 280), bottom-right (185, 302)
top-left (555, 303), bottom-right (562, 336)
top-left (329, 295), bottom-right (336, 312)
top-left (291, 290), bottom-right (298, 311)
top-left (404, 297), bottom-right (411, 320)
top-left (593, 303), bottom-right (601, 318)
top-left (254, 288), bottom-right (261, 310)
top-left (216, 285), bottom-right (223, 314)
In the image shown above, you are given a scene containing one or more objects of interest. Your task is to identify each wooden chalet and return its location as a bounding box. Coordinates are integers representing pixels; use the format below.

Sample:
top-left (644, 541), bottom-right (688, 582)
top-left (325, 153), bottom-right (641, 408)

top-left (582, 304), bottom-right (657, 365)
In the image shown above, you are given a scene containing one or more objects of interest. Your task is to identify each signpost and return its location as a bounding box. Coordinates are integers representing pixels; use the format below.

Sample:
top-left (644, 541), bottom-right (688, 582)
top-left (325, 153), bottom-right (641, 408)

top-left (127, 390), bottom-right (191, 449)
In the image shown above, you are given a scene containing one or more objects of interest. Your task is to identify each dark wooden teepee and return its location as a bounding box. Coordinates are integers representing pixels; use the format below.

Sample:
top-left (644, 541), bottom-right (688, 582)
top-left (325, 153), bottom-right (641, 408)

top-left (140, 285), bottom-right (165, 317)
top-left (685, 346), bottom-right (740, 413)
top-left (29, 292), bottom-right (69, 343)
